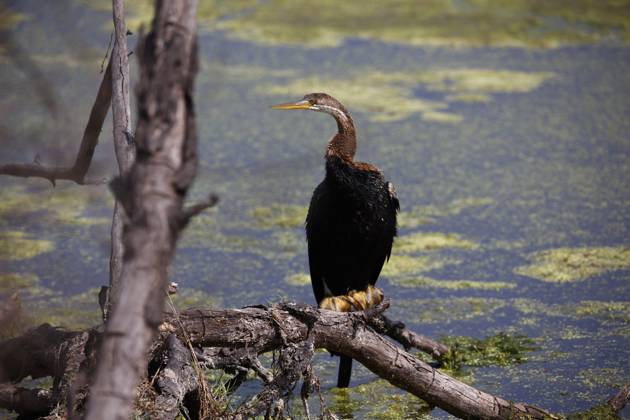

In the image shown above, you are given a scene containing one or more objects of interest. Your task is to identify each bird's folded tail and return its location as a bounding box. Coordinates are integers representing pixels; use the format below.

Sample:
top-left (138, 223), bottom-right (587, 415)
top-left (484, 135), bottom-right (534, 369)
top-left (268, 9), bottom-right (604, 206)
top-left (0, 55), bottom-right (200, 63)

top-left (337, 355), bottom-right (353, 388)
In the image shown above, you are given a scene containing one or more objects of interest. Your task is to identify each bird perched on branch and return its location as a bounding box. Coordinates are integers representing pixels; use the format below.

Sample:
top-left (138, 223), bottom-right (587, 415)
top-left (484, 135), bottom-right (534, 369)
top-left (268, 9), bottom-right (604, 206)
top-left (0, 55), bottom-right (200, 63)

top-left (272, 93), bottom-right (399, 388)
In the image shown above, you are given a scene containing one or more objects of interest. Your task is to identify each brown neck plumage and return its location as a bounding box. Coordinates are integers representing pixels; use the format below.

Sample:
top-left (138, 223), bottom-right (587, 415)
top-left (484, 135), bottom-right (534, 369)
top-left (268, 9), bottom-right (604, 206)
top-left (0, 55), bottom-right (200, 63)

top-left (326, 110), bottom-right (357, 161)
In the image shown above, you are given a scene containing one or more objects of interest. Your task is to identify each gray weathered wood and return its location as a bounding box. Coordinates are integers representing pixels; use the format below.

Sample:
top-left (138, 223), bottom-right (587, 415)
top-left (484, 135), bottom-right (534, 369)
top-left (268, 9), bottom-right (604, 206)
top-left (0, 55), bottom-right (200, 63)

top-left (2, 304), bottom-right (629, 419)
top-left (84, 0), bottom-right (199, 418)
top-left (173, 303), bottom-right (556, 420)
top-left (108, 0), bottom-right (136, 306)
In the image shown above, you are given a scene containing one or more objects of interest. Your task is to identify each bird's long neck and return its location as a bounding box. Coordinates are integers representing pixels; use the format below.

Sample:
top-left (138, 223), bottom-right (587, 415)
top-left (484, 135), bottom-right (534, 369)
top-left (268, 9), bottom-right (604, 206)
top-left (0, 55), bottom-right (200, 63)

top-left (325, 108), bottom-right (356, 161)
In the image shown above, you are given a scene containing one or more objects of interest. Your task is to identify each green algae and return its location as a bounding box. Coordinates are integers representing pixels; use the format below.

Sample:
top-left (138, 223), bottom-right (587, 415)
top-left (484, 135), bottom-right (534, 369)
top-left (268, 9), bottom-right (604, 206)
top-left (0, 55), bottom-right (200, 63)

top-left (515, 246), bottom-right (630, 283)
top-left (577, 367), bottom-right (625, 390)
top-left (0, 272), bottom-right (58, 302)
top-left (568, 404), bottom-right (621, 420)
top-left (285, 272), bottom-right (311, 287)
top-left (270, 230), bottom-right (303, 255)
top-left (397, 297), bottom-right (506, 324)
top-left (390, 275), bottom-right (515, 290)
top-left (398, 197), bottom-right (495, 228)
top-left (0, 231), bottom-right (54, 260)
top-left (16, 288), bottom-right (103, 331)
top-left (439, 332), bottom-right (538, 371)
top-left (82, 0), bottom-right (258, 32)
top-left (415, 69), bottom-right (555, 94)
top-left (251, 204), bottom-right (307, 228)
top-left (0, 272), bottom-right (38, 292)
top-left (206, 0), bottom-right (630, 48)
top-left (394, 232), bottom-right (478, 253)
top-left (511, 298), bottom-right (630, 323)
top-left (169, 288), bottom-right (222, 310)
top-left (572, 300), bottom-right (630, 323)
top-left (0, 185), bottom-right (110, 227)
top-left (258, 69), bottom-right (553, 123)
top-left (381, 255), bottom-right (451, 278)
top-left (330, 380), bottom-right (431, 420)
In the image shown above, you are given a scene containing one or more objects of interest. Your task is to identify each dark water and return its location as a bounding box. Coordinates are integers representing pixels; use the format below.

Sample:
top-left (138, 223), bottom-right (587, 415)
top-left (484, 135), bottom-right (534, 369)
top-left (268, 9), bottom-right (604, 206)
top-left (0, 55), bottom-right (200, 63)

top-left (1, 1), bottom-right (629, 418)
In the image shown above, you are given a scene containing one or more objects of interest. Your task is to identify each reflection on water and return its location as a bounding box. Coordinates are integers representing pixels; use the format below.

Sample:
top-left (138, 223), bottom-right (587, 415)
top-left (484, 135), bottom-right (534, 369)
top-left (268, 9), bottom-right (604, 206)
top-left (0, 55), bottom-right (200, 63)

top-left (1, 1), bottom-right (629, 418)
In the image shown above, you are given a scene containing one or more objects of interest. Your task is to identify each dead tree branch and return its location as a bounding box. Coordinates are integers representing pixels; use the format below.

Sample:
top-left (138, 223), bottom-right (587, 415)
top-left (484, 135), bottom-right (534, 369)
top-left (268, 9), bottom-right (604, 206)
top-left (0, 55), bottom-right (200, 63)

top-left (0, 57), bottom-right (112, 186)
top-left (108, 0), bottom-right (137, 310)
top-left (153, 334), bottom-right (200, 420)
top-left (0, 324), bottom-right (80, 383)
top-left (2, 303), bottom-right (628, 419)
top-left (0, 384), bottom-right (53, 416)
top-left (608, 382), bottom-right (630, 413)
top-left (170, 303), bottom-right (556, 419)
top-left (369, 313), bottom-right (450, 358)
top-left (85, 0), bottom-right (199, 418)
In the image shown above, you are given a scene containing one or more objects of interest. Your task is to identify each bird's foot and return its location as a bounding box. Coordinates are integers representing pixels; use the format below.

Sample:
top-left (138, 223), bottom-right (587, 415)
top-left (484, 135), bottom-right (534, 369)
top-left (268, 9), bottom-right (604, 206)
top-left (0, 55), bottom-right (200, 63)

top-left (347, 285), bottom-right (384, 310)
top-left (319, 286), bottom-right (384, 312)
top-left (319, 295), bottom-right (355, 312)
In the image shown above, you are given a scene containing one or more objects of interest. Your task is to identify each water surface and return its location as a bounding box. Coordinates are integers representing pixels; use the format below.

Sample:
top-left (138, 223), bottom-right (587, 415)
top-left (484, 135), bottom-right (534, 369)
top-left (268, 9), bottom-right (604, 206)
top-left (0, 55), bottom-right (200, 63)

top-left (1, 1), bottom-right (629, 418)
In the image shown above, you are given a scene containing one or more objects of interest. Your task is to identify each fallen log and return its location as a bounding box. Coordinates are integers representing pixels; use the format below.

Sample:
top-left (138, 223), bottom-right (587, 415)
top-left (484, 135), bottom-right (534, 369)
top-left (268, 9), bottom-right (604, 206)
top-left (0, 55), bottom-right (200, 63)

top-left (1, 301), bottom-right (628, 419)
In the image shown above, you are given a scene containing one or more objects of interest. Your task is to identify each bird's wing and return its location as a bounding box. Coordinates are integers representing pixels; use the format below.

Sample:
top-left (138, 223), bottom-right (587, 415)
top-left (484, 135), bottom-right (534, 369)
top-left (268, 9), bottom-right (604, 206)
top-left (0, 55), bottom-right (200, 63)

top-left (386, 181), bottom-right (400, 213)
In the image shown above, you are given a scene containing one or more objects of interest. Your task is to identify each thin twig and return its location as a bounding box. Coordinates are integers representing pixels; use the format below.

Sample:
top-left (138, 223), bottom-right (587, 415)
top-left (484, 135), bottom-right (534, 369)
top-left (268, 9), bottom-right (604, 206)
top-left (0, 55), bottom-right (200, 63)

top-left (0, 57), bottom-right (113, 185)
top-left (179, 193), bottom-right (219, 228)
top-left (368, 312), bottom-right (450, 358)
top-left (166, 294), bottom-right (212, 419)
top-left (608, 382), bottom-right (630, 413)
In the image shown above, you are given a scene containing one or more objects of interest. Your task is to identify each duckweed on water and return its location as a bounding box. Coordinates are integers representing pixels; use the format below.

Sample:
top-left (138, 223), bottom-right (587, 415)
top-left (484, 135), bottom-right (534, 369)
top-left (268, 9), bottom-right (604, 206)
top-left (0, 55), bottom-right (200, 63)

top-left (571, 300), bottom-right (630, 322)
top-left (207, 0), bottom-right (630, 48)
top-left (25, 288), bottom-right (102, 330)
top-left (250, 204), bottom-right (307, 228)
top-left (567, 404), bottom-right (621, 420)
top-left (398, 297), bottom-right (505, 324)
top-left (0, 185), bottom-right (109, 227)
top-left (394, 232), bottom-right (478, 253)
top-left (398, 197), bottom-right (495, 228)
top-left (511, 298), bottom-right (630, 323)
top-left (439, 332), bottom-right (538, 371)
top-left (0, 272), bottom-right (38, 292)
top-left (381, 255), bottom-right (451, 278)
top-left (257, 69), bottom-right (553, 123)
top-left (515, 246), bottom-right (630, 283)
top-left (331, 380), bottom-right (431, 420)
top-left (390, 276), bottom-right (514, 290)
top-left (169, 288), bottom-right (222, 310)
top-left (85, 0), bottom-right (630, 48)
top-left (285, 272), bottom-right (311, 287)
top-left (577, 367), bottom-right (625, 389)
top-left (0, 231), bottom-right (54, 260)
top-left (82, 0), bottom-right (258, 32)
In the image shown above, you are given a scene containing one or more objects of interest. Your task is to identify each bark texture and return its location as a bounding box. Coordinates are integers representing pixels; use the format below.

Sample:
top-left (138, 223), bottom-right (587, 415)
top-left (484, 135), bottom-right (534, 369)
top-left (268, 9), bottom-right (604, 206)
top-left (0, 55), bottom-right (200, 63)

top-left (2, 303), bottom-right (628, 419)
top-left (85, 1), bottom-right (199, 418)
top-left (108, 0), bottom-right (137, 306)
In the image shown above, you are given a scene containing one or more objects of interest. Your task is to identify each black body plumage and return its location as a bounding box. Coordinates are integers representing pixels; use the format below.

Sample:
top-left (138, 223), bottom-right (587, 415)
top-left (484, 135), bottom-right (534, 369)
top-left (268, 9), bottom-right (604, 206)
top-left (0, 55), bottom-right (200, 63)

top-left (306, 155), bottom-right (399, 304)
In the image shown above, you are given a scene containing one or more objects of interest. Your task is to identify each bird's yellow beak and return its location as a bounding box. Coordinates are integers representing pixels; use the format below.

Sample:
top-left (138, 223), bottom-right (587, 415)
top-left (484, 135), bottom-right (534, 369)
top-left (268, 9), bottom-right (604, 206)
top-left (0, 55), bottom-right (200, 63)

top-left (271, 99), bottom-right (311, 110)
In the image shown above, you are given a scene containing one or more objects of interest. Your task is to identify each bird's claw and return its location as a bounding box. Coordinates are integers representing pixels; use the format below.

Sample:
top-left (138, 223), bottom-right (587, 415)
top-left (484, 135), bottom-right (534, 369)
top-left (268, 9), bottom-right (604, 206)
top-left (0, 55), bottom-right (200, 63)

top-left (319, 285), bottom-right (384, 312)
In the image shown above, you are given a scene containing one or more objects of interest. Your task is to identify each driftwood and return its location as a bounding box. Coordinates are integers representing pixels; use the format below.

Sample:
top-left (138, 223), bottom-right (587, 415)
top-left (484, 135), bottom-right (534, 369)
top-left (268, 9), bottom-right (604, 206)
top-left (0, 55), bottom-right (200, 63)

top-left (85, 1), bottom-right (201, 418)
top-left (0, 303), bottom-right (628, 419)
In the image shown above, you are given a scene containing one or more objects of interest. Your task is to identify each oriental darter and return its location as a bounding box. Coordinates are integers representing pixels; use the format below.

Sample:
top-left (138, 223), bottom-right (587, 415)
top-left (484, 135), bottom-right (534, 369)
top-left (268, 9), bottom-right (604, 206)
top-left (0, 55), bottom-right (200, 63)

top-left (272, 93), bottom-right (399, 388)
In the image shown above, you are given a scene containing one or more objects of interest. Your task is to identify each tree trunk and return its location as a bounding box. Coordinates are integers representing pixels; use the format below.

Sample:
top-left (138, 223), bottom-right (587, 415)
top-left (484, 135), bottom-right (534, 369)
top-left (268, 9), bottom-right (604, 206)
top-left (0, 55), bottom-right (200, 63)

top-left (85, 1), bottom-right (199, 418)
